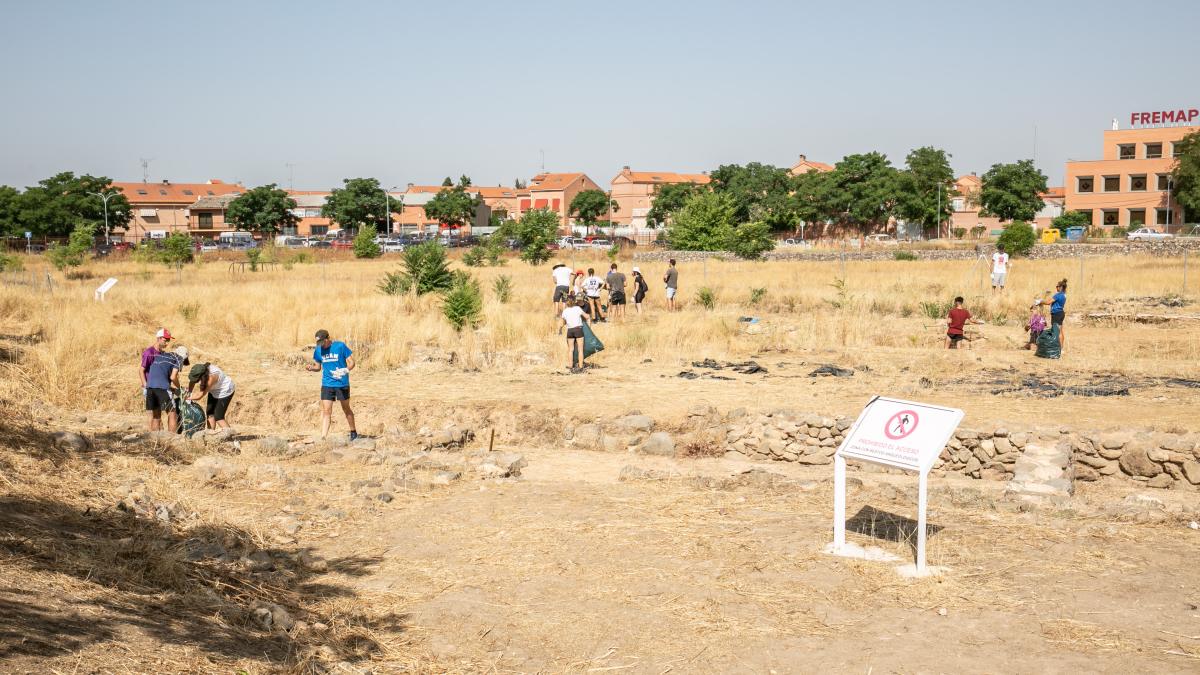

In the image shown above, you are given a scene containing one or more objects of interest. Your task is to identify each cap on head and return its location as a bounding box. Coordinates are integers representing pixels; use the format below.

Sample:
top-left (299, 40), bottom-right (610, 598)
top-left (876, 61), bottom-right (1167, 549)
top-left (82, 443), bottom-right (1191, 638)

top-left (156, 328), bottom-right (172, 341)
top-left (315, 329), bottom-right (330, 341)
top-left (188, 363), bottom-right (209, 385)
top-left (632, 266), bottom-right (641, 274)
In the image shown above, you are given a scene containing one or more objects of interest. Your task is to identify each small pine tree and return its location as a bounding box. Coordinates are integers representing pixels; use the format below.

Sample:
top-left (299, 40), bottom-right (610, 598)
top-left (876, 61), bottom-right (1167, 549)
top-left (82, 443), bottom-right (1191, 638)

top-left (443, 273), bottom-right (483, 332)
top-left (379, 241), bottom-right (453, 296)
top-left (493, 274), bottom-right (513, 303)
top-left (46, 222), bottom-right (96, 271)
top-left (354, 224), bottom-right (382, 258)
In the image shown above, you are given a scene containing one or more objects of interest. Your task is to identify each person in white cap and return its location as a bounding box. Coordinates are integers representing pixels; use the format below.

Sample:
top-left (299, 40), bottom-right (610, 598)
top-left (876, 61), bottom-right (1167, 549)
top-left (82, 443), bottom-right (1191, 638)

top-left (631, 266), bottom-right (649, 314)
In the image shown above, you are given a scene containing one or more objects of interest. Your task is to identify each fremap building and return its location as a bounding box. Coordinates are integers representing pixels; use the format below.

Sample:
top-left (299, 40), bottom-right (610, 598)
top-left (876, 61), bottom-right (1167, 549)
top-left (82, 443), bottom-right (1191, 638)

top-left (1064, 109), bottom-right (1197, 230)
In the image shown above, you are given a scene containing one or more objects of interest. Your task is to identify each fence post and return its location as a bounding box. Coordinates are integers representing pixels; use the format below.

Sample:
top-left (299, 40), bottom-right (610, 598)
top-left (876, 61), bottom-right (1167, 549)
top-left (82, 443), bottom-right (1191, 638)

top-left (1078, 253), bottom-right (1083, 294)
top-left (1184, 250), bottom-right (1189, 295)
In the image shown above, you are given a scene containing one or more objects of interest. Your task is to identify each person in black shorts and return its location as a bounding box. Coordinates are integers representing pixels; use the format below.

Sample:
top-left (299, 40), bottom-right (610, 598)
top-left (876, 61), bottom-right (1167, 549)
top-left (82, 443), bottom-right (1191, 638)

top-left (186, 362), bottom-right (236, 429)
top-left (631, 267), bottom-right (648, 314)
top-left (559, 297), bottom-right (590, 372)
top-left (605, 263), bottom-right (627, 320)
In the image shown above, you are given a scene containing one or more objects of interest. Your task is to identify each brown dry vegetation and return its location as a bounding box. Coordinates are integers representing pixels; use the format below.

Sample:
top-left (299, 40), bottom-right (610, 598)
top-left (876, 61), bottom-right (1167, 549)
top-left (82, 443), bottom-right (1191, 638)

top-left (1, 250), bottom-right (1199, 672)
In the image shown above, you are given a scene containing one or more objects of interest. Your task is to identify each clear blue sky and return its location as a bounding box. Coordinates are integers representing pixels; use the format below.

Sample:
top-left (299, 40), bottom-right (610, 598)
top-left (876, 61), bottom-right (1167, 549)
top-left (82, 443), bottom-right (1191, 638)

top-left (1, 0), bottom-right (1196, 191)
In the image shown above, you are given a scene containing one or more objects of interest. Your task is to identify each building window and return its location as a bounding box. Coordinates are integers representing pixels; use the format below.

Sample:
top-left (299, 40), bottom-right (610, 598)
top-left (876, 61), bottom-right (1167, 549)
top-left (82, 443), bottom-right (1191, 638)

top-left (1157, 174), bottom-right (1172, 191)
top-left (137, 189), bottom-right (148, 195)
top-left (310, 225), bottom-right (328, 235)
top-left (1102, 210), bottom-right (1119, 226)
top-left (183, 189), bottom-right (194, 196)
top-left (305, 208), bottom-right (322, 218)
top-left (159, 189), bottom-right (168, 195)
top-left (551, 199), bottom-right (561, 211)
top-left (1156, 208), bottom-right (1170, 225)
top-left (951, 197), bottom-right (965, 211)
top-left (534, 198), bottom-right (549, 209)
top-left (1145, 143), bottom-right (1162, 159)
top-left (1129, 174), bottom-right (1147, 191)
top-left (281, 225), bottom-right (298, 236)
top-left (197, 213), bottom-right (214, 229)
top-left (1074, 210), bottom-right (1093, 226)
top-left (1076, 176), bottom-right (1094, 193)
top-left (519, 199), bottom-right (531, 211)
top-left (1128, 209), bottom-right (1146, 227)
top-left (1173, 142), bottom-right (1183, 157)
top-left (1118, 144), bottom-right (1135, 159)
top-left (1102, 176), bottom-right (1120, 192)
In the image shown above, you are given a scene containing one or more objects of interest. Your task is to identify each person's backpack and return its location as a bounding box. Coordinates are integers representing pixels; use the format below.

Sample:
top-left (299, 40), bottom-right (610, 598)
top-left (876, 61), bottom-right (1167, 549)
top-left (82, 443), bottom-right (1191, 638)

top-left (572, 323), bottom-right (606, 368)
top-left (1034, 324), bottom-right (1061, 359)
top-left (175, 387), bottom-right (207, 437)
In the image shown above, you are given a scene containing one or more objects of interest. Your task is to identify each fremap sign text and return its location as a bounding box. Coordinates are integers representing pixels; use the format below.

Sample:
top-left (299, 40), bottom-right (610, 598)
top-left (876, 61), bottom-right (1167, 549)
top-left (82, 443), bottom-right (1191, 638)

top-left (1130, 109), bottom-right (1198, 127)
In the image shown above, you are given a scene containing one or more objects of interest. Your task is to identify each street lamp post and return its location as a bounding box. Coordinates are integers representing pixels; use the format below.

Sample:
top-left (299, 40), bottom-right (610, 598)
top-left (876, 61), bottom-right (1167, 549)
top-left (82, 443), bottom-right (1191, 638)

top-left (383, 186), bottom-right (401, 236)
top-left (88, 190), bottom-right (120, 246)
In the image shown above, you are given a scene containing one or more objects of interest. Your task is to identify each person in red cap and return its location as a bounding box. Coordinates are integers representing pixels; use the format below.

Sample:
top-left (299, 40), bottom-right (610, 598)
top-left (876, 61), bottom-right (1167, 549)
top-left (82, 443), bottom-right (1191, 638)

top-left (141, 328), bottom-right (172, 429)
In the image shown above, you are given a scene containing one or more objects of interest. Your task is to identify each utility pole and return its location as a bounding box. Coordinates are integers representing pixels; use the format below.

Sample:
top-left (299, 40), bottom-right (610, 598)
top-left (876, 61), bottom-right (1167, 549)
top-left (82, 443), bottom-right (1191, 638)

top-left (139, 157), bottom-right (154, 183)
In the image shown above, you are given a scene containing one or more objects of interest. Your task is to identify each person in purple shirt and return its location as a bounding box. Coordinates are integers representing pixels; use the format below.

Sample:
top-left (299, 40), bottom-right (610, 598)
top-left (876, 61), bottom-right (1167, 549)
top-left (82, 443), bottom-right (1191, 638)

top-left (140, 328), bottom-right (173, 430)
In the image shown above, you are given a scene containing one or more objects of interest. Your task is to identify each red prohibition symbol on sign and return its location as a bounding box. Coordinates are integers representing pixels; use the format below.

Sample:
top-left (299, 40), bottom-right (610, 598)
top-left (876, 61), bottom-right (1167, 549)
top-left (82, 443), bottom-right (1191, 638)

top-left (884, 410), bottom-right (919, 440)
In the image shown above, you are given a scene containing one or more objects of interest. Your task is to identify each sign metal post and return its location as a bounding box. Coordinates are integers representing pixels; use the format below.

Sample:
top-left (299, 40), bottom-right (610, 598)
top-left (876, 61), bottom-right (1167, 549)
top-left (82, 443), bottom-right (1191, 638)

top-left (827, 396), bottom-right (963, 577)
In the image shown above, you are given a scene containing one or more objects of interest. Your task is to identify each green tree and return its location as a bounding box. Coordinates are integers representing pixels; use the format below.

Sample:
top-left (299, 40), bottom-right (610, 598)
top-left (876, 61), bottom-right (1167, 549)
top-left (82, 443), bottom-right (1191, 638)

top-left (1052, 210), bottom-right (1092, 231)
top-left (668, 192), bottom-right (737, 251)
top-left (226, 184), bottom-right (299, 235)
top-left (646, 182), bottom-right (707, 228)
top-left (895, 146), bottom-right (956, 234)
top-left (726, 220), bottom-right (775, 260)
top-left (17, 172), bottom-right (131, 237)
top-left (442, 273), bottom-right (483, 332)
top-left (322, 177), bottom-right (401, 233)
top-left (829, 153), bottom-right (901, 234)
top-left (353, 224), bottom-right (382, 258)
top-left (424, 176), bottom-right (481, 231)
top-left (378, 241), bottom-right (453, 295)
top-left (157, 233), bottom-right (195, 266)
top-left (708, 163), bottom-right (795, 230)
top-left (1171, 129), bottom-right (1200, 222)
top-left (569, 189), bottom-right (618, 235)
top-left (0, 186), bottom-right (21, 237)
top-left (789, 170), bottom-right (835, 238)
top-left (997, 221), bottom-right (1036, 256)
top-left (46, 222), bottom-right (96, 270)
top-left (979, 160), bottom-right (1048, 222)
top-left (500, 208), bottom-right (559, 265)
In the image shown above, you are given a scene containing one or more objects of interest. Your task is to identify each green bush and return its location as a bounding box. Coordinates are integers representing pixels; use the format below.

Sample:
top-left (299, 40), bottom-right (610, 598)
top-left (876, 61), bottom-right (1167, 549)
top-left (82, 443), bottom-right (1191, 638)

top-left (951, 227), bottom-right (966, 239)
top-left (920, 299), bottom-right (953, 320)
top-left (1052, 210), bottom-right (1092, 231)
top-left (749, 287), bottom-right (767, 305)
top-left (1110, 226), bottom-right (1129, 238)
top-left (462, 245), bottom-right (487, 267)
top-left (493, 274), bottom-right (513, 303)
top-left (501, 209), bottom-right (558, 265)
top-left (246, 248), bottom-right (262, 271)
top-left (969, 225), bottom-right (987, 238)
top-left (893, 250), bottom-right (917, 261)
top-left (159, 233), bottom-right (195, 266)
top-left (442, 273), bottom-right (483, 332)
top-left (726, 221), bottom-right (775, 260)
top-left (996, 221), bottom-right (1036, 256)
top-left (290, 251), bottom-right (314, 264)
top-left (46, 222), bottom-right (95, 271)
top-left (695, 286), bottom-right (716, 310)
top-left (0, 253), bottom-right (23, 272)
top-left (353, 224), bottom-right (382, 259)
top-left (379, 241), bottom-right (452, 296)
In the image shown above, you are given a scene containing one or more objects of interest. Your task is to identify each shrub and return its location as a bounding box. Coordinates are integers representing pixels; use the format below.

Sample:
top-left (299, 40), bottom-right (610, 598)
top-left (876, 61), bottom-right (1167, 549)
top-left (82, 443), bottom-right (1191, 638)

top-left (969, 225), bottom-right (987, 238)
top-left (46, 222), bottom-right (95, 271)
top-left (951, 227), bottom-right (966, 239)
top-left (726, 221), bottom-right (775, 260)
top-left (178, 302), bottom-right (201, 322)
top-left (245, 248), bottom-right (262, 271)
top-left (920, 299), bottom-right (953, 320)
top-left (159, 233), bottom-right (195, 266)
top-left (353, 224), bottom-right (382, 259)
top-left (493, 274), bottom-right (513, 303)
top-left (442, 273), bottom-right (483, 332)
top-left (749, 287), bottom-right (767, 305)
top-left (1110, 226), bottom-right (1129, 238)
top-left (893, 250), bottom-right (917, 261)
top-left (1052, 210), bottom-right (1091, 231)
top-left (695, 286), bottom-right (716, 310)
top-left (668, 192), bottom-right (736, 251)
top-left (996, 220), bottom-right (1036, 256)
top-left (0, 252), bottom-right (23, 272)
top-left (379, 241), bottom-right (452, 296)
top-left (462, 245), bottom-right (487, 267)
top-left (290, 251), bottom-right (314, 264)
top-left (502, 208), bottom-right (558, 265)
top-left (606, 244), bottom-right (620, 263)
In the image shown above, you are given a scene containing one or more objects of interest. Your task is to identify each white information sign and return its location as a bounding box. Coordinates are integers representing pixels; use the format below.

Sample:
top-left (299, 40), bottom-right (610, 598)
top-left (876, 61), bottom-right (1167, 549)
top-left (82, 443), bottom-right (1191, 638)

top-left (94, 277), bottom-right (118, 302)
top-left (828, 396), bottom-right (963, 576)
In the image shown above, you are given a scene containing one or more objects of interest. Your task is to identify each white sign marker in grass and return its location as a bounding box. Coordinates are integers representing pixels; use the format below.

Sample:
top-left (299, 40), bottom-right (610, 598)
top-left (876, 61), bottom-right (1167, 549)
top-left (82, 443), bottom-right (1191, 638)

top-left (825, 396), bottom-right (963, 577)
top-left (94, 277), bottom-right (118, 302)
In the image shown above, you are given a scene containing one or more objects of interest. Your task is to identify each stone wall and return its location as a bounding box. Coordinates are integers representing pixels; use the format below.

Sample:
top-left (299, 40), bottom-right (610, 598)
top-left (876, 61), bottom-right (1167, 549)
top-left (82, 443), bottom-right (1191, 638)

top-left (563, 407), bottom-right (1200, 492)
top-left (632, 239), bottom-right (1200, 264)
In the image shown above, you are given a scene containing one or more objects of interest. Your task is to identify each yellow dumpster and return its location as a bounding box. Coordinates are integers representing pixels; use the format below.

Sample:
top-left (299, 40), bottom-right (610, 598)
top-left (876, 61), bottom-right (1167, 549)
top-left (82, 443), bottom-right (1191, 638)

top-left (1040, 228), bottom-right (1061, 244)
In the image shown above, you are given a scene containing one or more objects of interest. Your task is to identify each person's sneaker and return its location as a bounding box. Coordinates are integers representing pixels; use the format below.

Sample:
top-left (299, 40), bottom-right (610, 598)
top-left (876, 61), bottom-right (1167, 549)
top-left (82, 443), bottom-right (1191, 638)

top-left (349, 431), bottom-right (359, 441)
top-left (570, 367), bottom-right (583, 374)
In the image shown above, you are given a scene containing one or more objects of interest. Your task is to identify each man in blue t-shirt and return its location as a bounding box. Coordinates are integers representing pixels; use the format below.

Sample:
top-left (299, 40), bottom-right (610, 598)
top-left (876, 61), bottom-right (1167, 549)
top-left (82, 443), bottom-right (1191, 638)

top-left (306, 329), bottom-right (358, 441)
top-left (145, 346), bottom-right (187, 432)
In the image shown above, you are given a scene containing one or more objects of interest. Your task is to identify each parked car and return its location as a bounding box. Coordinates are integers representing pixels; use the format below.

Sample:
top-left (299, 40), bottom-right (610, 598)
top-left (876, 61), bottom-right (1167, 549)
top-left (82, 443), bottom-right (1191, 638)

top-left (545, 242), bottom-right (560, 251)
top-left (199, 241), bottom-right (219, 252)
top-left (781, 238), bottom-right (802, 247)
top-left (864, 234), bottom-right (898, 245)
top-left (565, 237), bottom-right (589, 249)
top-left (308, 240), bottom-right (332, 249)
top-left (1126, 227), bottom-right (1173, 242)
top-left (381, 240), bottom-right (406, 253)
top-left (589, 239), bottom-right (613, 250)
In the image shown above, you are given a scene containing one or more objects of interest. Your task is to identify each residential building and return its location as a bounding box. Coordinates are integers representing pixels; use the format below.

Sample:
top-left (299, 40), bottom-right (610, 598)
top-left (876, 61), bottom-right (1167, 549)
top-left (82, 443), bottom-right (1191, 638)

top-left (288, 191), bottom-right (334, 236)
top-left (186, 194), bottom-right (239, 239)
top-left (1064, 116), bottom-right (1196, 230)
top-left (112, 179), bottom-right (244, 240)
top-left (396, 190), bottom-right (490, 235)
top-left (515, 172), bottom-right (603, 231)
top-left (403, 184), bottom-right (520, 221)
top-left (949, 174), bottom-right (1063, 234)
top-left (609, 166), bottom-right (710, 227)
top-left (789, 154), bottom-right (834, 176)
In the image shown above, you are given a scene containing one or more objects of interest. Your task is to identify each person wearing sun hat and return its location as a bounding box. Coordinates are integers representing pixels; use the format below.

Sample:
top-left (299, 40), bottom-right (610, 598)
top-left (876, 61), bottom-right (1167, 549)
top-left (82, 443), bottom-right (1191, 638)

top-left (186, 361), bottom-right (236, 429)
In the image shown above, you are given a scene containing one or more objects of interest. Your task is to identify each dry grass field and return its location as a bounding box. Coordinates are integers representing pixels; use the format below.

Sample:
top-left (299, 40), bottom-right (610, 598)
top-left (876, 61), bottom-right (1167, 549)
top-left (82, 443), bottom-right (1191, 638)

top-left (1, 248), bottom-right (1199, 673)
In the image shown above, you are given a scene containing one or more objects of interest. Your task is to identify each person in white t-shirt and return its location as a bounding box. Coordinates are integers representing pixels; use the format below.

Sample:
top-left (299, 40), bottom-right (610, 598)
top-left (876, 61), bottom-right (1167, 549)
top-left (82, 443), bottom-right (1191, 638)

top-left (186, 362), bottom-right (236, 429)
top-left (551, 264), bottom-right (574, 314)
top-left (559, 297), bottom-right (590, 373)
top-left (582, 267), bottom-right (606, 321)
top-left (991, 243), bottom-right (1010, 293)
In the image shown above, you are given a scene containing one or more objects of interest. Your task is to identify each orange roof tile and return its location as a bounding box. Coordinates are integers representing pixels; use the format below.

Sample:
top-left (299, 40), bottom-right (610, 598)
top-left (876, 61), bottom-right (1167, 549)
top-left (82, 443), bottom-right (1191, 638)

top-left (615, 170), bottom-right (711, 185)
top-left (955, 174), bottom-right (982, 186)
top-left (405, 185), bottom-right (518, 199)
top-left (1041, 186), bottom-right (1065, 198)
top-left (529, 173), bottom-right (585, 191)
top-left (113, 180), bottom-right (244, 205)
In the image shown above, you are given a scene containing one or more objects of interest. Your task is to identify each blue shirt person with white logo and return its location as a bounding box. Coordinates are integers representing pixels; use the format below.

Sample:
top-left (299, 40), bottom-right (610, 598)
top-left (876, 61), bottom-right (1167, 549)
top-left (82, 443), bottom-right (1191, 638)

top-left (305, 329), bottom-right (358, 441)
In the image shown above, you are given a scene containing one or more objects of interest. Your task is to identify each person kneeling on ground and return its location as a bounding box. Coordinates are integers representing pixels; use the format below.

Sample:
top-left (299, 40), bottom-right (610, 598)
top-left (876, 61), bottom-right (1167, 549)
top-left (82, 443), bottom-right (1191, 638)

top-left (560, 297), bottom-right (590, 373)
top-left (306, 329), bottom-right (358, 441)
top-left (946, 296), bottom-right (983, 349)
top-left (186, 362), bottom-right (236, 429)
top-left (1025, 295), bottom-right (1048, 351)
